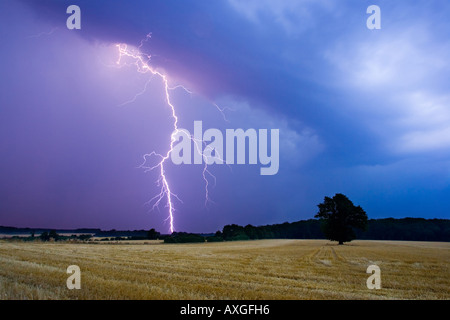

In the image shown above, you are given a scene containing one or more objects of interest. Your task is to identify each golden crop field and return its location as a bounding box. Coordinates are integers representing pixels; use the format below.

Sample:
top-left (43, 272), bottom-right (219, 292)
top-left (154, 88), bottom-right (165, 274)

top-left (0, 239), bottom-right (448, 300)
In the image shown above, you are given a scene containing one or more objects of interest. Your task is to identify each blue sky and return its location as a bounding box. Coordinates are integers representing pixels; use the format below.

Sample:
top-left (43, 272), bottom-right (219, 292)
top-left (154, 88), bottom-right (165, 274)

top-left (0, 0), bottom-right (449, 233)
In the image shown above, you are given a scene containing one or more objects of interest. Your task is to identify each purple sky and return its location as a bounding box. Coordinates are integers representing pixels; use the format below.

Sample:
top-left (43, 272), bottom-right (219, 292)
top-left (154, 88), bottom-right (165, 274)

top-left (1, 0), bottom-right (449, 233)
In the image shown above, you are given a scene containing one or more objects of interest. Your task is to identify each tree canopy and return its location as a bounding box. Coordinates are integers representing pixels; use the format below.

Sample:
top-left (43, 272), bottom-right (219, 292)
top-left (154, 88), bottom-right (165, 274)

top-left (315, 193), bottom-right (368, 244)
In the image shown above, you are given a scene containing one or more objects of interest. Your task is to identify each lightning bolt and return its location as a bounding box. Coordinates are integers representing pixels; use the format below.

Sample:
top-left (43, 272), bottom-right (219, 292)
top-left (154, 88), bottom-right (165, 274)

top-left (115, 34), bottom-right (228, 233)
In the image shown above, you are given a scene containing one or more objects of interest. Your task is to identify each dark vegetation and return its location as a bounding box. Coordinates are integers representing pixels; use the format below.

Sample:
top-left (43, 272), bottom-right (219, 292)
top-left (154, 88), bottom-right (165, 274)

top-left (162, 217), bottom-right (449, 243)
top-left (315, 193), bottom-right (368, 244)
top-left (1, 220), bottom-right (448, 244)
top-left (164, 232), bottom-right (205, 243)
top-left (5, 230), bottom-right (94, 242)
top-left (215, 218), bottom-right (449, 242)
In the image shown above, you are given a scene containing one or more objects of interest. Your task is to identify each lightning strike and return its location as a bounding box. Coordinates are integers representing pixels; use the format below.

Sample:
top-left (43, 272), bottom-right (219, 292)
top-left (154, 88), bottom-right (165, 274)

top-left (115, 36), bottom-right (226, 233)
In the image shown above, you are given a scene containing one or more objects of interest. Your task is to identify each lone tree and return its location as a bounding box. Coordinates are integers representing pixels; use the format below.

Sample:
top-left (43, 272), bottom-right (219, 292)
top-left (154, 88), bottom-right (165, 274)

top-left (315, 193), bottom-right (368, 245)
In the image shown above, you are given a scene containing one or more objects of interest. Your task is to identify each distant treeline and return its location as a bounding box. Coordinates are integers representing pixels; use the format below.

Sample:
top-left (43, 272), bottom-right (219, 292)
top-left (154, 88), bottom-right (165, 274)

top-left (5, 231), bottom-right (93, 242)
top-left (0, 227), bottom-right (163, 242)
top-left (355, 218), bottom-right (450, 241)
top-left (0, 226), bottom-right (101, 235)
top-left (0, 227), bottom-right (152, 239)
top-left (164, 232), bottom-right (205, 243)
top-left (2, 218), bottom-right (449, 243)
top-left (164, 218), bottom-right (450, 243)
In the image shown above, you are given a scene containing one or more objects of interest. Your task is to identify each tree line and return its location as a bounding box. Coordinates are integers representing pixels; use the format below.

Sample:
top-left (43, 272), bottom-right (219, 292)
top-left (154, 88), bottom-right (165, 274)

top-left (3, 218), bottom-right (448, 243)
top-left (3, 194), bottom-right (448, 244)
top-left (164, 218), bottom-right (449, 243)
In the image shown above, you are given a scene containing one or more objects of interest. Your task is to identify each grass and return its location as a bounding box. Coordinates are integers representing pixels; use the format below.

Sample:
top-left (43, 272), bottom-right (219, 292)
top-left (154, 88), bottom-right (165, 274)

top-left (0, 239), bottom-right (448, 300)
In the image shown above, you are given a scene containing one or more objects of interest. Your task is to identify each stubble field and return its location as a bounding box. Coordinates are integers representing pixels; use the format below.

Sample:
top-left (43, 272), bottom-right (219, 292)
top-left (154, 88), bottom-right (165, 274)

top-left (0, 239), bottom-right (448, 300)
